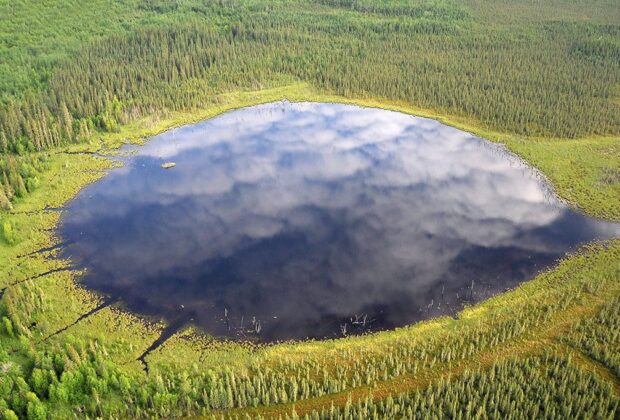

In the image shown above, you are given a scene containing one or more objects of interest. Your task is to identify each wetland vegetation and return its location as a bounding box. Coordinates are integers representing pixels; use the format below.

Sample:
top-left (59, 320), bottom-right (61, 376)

top-left (59, 102), bottom-right (620, 342)
top-left (1, 0), bottom-right (619, 418)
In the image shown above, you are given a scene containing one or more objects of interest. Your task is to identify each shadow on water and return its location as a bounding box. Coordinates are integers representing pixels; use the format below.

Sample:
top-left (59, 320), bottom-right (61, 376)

top-left (58, 102), bottom-right (620, 343)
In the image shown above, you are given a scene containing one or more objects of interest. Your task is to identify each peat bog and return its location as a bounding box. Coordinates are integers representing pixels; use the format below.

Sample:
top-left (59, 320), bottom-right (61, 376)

top-left (59, 102), bottom-right (620, 342)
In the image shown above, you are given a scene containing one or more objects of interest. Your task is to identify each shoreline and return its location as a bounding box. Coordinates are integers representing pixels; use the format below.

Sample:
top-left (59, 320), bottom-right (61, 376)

top-left (0, 83), bottom-right (619, 416)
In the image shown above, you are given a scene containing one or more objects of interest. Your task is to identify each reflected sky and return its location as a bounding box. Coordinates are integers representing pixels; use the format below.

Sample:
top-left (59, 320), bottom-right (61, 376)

top-left (59, 102), bottom-right (620, 341)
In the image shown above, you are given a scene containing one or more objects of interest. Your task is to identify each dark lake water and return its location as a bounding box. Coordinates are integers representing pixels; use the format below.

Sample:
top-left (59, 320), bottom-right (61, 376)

top-left (59, 102), bottom-right (620, 342)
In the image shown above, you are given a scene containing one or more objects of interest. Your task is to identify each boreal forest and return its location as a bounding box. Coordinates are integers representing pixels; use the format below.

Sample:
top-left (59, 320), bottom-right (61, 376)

top-left (0, 0), bottom-right (619, 419)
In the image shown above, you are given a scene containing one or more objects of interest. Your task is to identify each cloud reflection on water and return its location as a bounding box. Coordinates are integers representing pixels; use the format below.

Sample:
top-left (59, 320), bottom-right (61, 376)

top-left (60, 102), bottom-right (620, 341)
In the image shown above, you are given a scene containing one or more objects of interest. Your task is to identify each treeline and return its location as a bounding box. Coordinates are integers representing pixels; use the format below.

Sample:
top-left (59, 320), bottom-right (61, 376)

top-left (1, 243), bottom-right (618, 417)
top-left (288, 354), bottom-right (619, 419)
top-left (1, 1), bottom-right (619, 206)
top-left (3, 17), bottom-right (619, 156)
top-left (0, 155), bottom-right (47, 210)
top-left (0, 3), bottom-right (619, 208)
top-left (315, 0), bottom-right (470, 20)
top-left (562, 295), bottom-right (620, 378)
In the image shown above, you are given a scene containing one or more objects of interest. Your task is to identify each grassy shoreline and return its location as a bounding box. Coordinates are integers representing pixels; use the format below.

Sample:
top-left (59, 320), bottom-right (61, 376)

top-left (1, 83), bottom-right (619, 417)
top-left (58, 82), bottom-right (620, 221)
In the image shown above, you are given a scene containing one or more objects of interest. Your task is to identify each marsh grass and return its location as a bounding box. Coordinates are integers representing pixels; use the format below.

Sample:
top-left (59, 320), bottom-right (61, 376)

top-left (1, 0), bottom-right (619, 416)
top-left (1, 83), bottom-right (619, 418)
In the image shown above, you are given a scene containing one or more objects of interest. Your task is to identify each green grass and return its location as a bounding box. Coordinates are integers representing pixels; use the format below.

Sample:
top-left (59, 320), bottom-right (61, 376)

top-left (1, 84), bottom-right (619, 418)
top-left (0, 0), bottom-right (619, 417)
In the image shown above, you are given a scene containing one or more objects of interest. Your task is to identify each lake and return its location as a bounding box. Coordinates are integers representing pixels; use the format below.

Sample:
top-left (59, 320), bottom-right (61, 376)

top-left (59, 102), bottom-right (620, 342)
